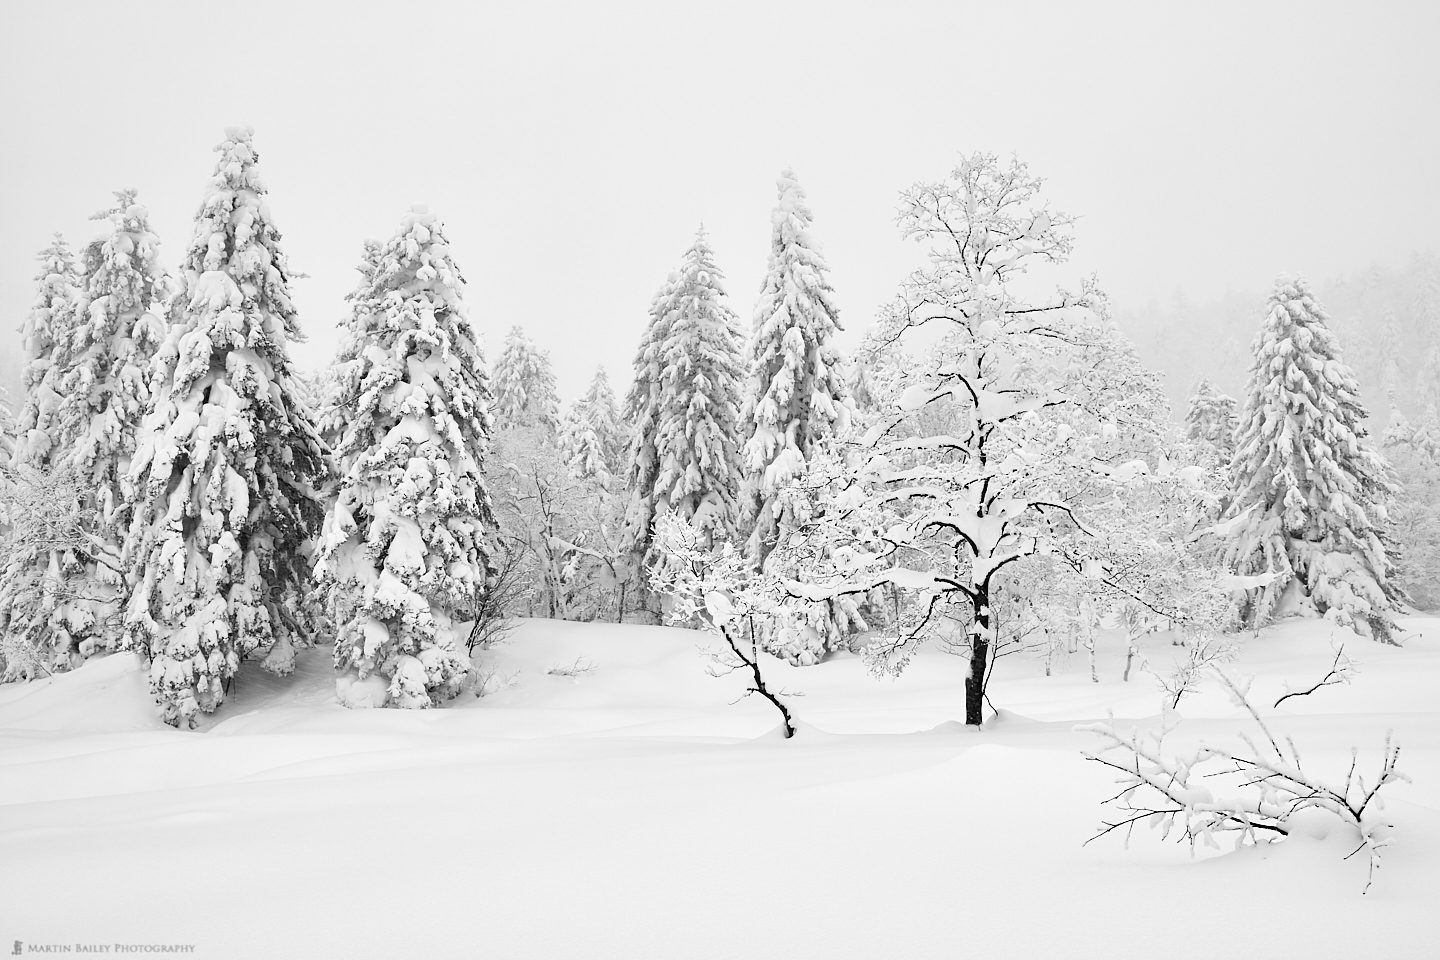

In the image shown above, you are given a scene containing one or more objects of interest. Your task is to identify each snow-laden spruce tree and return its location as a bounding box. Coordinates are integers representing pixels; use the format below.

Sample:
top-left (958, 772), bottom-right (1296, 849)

top-left (620, 228), bottom-right (745, 616)
top-left (1184, 377), bottom-right (1239, 465)
top-left (0, 236), bottom-right (89, 675)
top-left (316, 206), bottom-right (496, 708)
top-left (15, 235), bottom-right (81, 467)
top-left (561, 365), bottom-right (626, 489)
top-left (123, 127), bottom-right (328, 726)
top-left (1221, 277), bottom-right (1403, 642)
top-left (2, 193), bottom-right (172, 668)
top-left (491, 325), bottom-right (560, 430)
top-left (741, 169), bottom-right (853, 568)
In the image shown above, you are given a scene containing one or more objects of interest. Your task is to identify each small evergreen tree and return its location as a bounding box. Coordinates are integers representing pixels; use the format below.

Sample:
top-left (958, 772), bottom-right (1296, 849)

top-left (561, 365), bottom-right (625, 488)
top-left (491, 325), bottom-right (560, 430)
top-left (1221, 277), bottom-right (1403, 642)
top-left (15, 235), bottom-right (81, 467)
top-left (620, 229), bottom-right (745, 615)
top-left (1184, 377), bottom-right (1239, 464)
top-left (123, 127), bottom-right (328, 726)
top-left (317, 206), bottom-right (496, 708)
top-left (740, 170), bottom-right (853, 568)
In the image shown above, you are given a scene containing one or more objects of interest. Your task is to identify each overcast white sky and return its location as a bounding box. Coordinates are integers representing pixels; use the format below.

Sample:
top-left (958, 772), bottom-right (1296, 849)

top-left (2, 0), bottom-right (1437, 400)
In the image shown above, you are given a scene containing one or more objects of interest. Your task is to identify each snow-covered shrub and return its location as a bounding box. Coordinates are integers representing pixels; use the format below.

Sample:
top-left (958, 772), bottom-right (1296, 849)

top-left (487, 422), bottom-right (625, 622)
top-left (650, 512), bottom-right (799, 737)
top-left (1083, 668), bottom-right (1407, 893)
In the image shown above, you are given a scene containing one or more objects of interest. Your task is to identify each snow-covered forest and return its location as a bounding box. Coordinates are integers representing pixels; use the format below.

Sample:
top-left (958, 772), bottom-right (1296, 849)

top-left (2, 3), bottom-right (1438, 958)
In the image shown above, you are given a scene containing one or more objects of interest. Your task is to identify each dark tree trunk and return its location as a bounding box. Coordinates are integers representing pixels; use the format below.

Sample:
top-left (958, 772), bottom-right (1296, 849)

top-left (965, 589), bottom-right (990, 727)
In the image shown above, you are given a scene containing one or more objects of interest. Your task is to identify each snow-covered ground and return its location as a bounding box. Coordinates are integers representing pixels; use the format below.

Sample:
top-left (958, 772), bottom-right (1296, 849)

top-left (2, 617), bottom-right (1437, 959)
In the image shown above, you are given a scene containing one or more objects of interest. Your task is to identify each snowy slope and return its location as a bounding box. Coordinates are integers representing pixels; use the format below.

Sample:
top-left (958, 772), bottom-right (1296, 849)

top-left (1, 617), bottom-right (1437, 959)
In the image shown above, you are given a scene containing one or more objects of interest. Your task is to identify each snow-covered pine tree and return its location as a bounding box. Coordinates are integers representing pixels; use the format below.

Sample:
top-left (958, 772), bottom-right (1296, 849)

top-left (491, 325), bottom-right (560, 430)
top-left (15, 234), bottom-right (81, 467)
top-left (123, 127), bottom-right (329, 726)
top-left (61, 192), bottom-right (170, 533)
top-left (317, 205), bottom-right (496, 709)
top-left (1221, 277), bottom-right (1404, 642)
top-left (4, 192), bottom-right (172, 666)
top-left (0, 236), bottom-right (89, 675)
top-left (620, 228), bottom-right (745, 616)
top-left (561, 365), bottom-right (625, 488)
top-left (1184, 377), bottom-right (1239, 464)
top-left (741, 169), bottom-right (853, 568)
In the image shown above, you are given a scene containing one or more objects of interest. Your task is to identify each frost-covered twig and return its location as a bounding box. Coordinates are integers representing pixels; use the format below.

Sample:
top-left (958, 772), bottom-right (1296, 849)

top-left (1082, 666), bottom-right (1409, 893)
top-left (650, 512), bottom-right (800, 737)
top-left (1273, 643), bottom-right (1357, 708)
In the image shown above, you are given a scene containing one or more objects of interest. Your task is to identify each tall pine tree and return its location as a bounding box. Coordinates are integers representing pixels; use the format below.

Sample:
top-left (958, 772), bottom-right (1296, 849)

top-left (740, 170), bottom-right (853, 567)
top-left (620, 228), bottom-right (744, 614)
top-left (0, 236), bottom-right (85, 675)
top-left (123, 127), bottom-right (328, 726)
top-left (317, 206), bottom-right (496, 708)
top-left (1221, 277), bottom-right (1403, 642)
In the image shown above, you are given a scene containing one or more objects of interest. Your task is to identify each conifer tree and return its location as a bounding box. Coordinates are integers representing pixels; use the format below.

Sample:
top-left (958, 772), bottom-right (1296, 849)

top-left (1184, 377), bottom-right (1239, 464)
top-left (740, 170), bottom-right (853, 568)
top-left (0, 193), bottom-right (172, 668)
top-left (0, 237), bottom-right (85, 673)
top-left (1221, 277), bottom-right (1403, 642)
top-left (317, 206), bottom-right (496, 708)
top-left (123, 127), bottom-right (328, 726)
top-left (61, 191), bottom-right (170, 532)
top-left (15, 235), bottom-right (81, 467)
top-left (620, 229), bottom-right (745, 614)
top-left (491, 325), bottom-right (560, 429)
top-left (562, 365), bottom-right (625, 488)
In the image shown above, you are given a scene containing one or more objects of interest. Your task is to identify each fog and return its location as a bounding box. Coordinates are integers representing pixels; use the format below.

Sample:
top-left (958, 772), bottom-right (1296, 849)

top-left (3, 0), bottom-right (1436, 402)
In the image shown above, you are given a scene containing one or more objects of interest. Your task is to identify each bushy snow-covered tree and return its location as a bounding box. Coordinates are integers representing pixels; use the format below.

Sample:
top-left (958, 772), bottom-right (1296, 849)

top-left (317, 205), bottom-right (496, 709)
top-left (123, 127), bottom-right (328, 726)
top-left (1220, 277), bottom-right (1403, 642)
top-left (0, 236), bottom-right (94, 674)
top-left (15, 234), bottom-right (81, 468)
top-left (1184, 377), bottom-right (1239, 465)
top-left (619, 229), bottom-right (745, 616)
top-left (0, 193), bottom-right (171, 670)
top-left (750, 154), bottom-right (1211, 726)
top-left (741, 169), bottom-right (853, 568)
top-left (491, 326), bottom-right (560, 430)
top-left (561, 365), bottom-right (626, 489)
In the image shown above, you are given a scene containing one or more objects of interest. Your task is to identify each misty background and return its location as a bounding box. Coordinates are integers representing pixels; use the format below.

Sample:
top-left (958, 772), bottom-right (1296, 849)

top-left (3, 0), bottom-right (1437, 419)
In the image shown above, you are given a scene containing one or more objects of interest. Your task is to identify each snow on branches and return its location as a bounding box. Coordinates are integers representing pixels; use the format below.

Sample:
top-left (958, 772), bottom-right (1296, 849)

top-left (1083, 666), bottom-right (1407, 893)
top-left (317, 205), bottom-right (497, 709)
top-left (1221, 278), bottom-right (1404, 643)
top-left (741, 169), bottom-right (854, 568)
top-left (747, 153), bottom-right (1228, 726)
top-left (123, 127), bottom-right (328, 727)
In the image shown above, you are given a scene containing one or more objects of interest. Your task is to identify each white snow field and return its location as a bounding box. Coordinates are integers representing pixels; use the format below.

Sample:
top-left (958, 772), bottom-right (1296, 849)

top-left (2, 617), bottom-right (1437, 959)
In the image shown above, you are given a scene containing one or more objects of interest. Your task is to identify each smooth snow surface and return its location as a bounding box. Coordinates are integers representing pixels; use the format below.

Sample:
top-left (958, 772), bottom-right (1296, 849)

top-left (2, 617), bottom-right (1438, 959)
